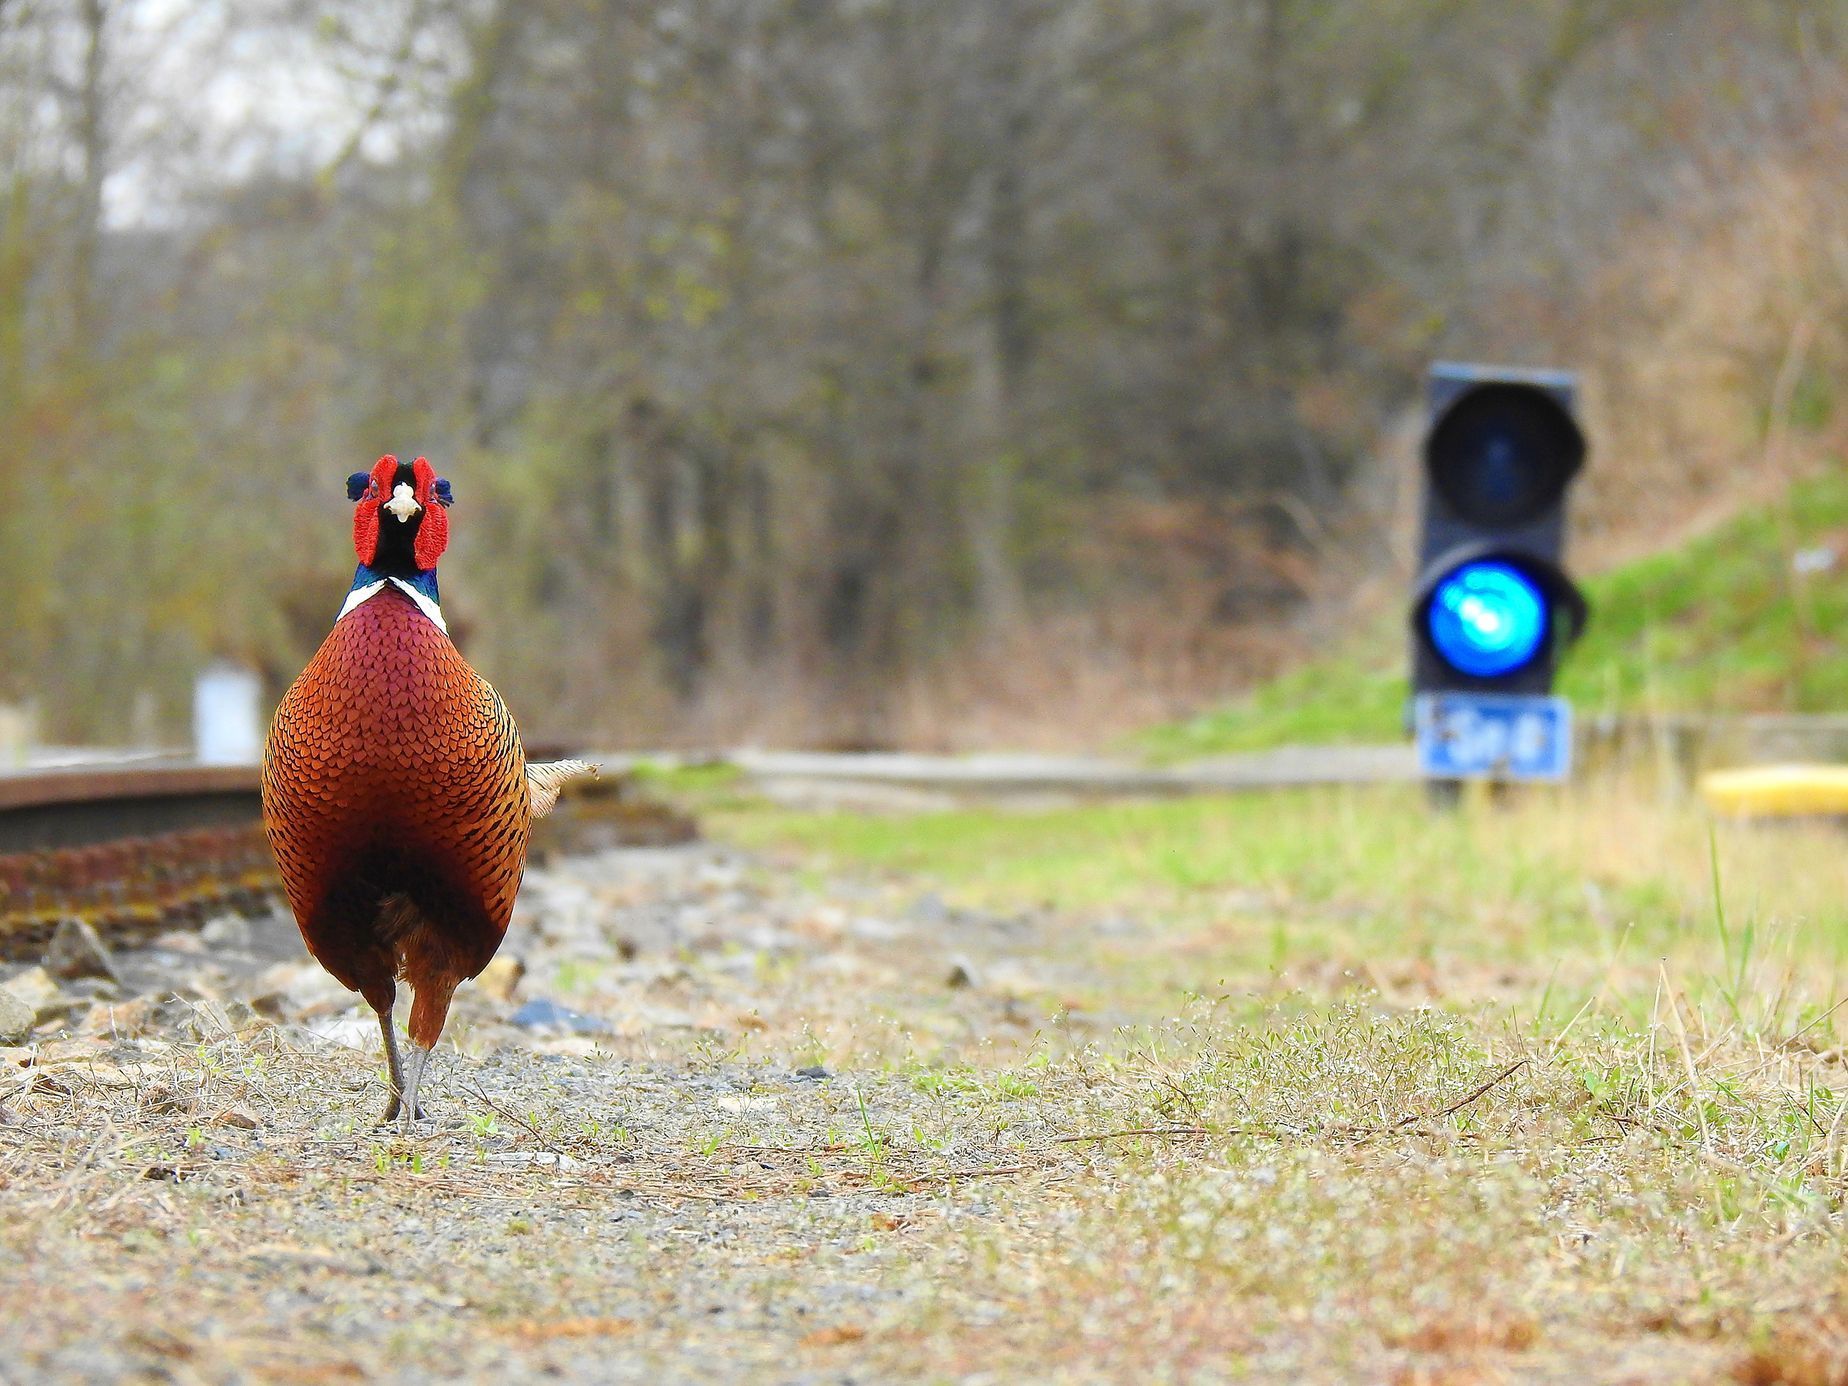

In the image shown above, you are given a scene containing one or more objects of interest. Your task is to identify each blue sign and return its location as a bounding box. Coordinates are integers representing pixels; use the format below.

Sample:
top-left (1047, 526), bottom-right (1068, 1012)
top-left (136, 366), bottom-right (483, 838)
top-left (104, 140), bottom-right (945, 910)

top-left (1415, 692), bottom-right (1573, 781)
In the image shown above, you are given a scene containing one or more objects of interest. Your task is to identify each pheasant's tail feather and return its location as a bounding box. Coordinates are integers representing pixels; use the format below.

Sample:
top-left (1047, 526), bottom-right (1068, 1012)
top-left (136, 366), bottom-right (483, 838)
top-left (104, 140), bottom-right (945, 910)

top-left (525, 758), bottom-right (600, 818)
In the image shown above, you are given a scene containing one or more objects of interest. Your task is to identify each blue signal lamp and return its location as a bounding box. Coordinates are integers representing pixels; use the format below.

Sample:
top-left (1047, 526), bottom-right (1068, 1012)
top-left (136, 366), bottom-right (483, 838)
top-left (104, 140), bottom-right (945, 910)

top-left (1425, 560), bottom-right (1547, 678)
top-left (1412, 548), bottom-right (1587, 686)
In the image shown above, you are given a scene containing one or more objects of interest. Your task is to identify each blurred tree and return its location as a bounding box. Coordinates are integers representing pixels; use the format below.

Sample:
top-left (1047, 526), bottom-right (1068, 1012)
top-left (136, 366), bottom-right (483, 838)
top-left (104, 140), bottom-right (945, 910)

top-left (0, 0), bottom-right (1836, 745)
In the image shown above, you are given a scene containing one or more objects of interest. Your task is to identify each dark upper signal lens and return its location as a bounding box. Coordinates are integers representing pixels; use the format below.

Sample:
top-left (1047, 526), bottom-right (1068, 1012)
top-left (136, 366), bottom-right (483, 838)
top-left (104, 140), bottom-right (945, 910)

top-left (1425, 384), bottom-right (1584, 527)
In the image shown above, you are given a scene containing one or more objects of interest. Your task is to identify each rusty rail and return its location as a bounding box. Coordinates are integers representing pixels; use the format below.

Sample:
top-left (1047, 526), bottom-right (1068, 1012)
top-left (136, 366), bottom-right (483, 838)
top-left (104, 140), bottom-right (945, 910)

top-left (0, 757), bottom-right (690, 962)
top-left (0, 763), bottom-right (278, 960)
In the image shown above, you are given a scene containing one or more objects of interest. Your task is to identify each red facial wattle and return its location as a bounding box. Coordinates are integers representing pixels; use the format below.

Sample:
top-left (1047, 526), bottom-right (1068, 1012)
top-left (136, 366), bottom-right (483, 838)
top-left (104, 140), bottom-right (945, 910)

top-left (410, 456), bottom-right (449, 571)
top-left (352, 455), bottom-right (398, 568)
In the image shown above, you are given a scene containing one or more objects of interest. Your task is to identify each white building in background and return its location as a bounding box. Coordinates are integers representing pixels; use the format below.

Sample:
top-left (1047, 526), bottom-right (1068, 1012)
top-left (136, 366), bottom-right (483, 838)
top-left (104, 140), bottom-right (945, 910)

top-left (0, 704), bottom-right (31, 769)
top-left (193, 662), bottom-right (263, 765)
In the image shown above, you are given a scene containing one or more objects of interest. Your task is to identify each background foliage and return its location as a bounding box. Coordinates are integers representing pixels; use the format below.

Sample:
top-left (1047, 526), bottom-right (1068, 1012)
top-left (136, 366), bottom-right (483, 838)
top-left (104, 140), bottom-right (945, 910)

top-left (4, 0), bottom-right (1847, 746)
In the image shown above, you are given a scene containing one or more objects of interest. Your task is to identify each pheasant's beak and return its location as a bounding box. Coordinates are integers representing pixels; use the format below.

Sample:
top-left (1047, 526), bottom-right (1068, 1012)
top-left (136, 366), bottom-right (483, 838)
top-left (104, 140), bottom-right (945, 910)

top-left (384, 482), bottom-right (422, 522)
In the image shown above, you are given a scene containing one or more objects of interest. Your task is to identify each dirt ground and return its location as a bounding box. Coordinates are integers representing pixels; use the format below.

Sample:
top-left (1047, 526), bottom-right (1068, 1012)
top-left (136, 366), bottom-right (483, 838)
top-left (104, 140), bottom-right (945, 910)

top-left (1, 829), bottom-right (1843, 1384)
top-left (0, 843), bottom-right (1121, 1384)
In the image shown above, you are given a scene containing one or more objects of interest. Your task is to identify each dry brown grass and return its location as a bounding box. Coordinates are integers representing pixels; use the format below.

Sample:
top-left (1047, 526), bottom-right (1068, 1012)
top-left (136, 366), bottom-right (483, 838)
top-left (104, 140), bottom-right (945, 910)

top-left (1732, 1312), bottom-right (1848, 1386)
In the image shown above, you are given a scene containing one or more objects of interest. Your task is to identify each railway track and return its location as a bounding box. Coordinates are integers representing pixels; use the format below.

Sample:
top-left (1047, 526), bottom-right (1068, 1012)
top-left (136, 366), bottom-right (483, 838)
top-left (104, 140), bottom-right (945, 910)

top-left (0, 763), bottom-right (276, 960)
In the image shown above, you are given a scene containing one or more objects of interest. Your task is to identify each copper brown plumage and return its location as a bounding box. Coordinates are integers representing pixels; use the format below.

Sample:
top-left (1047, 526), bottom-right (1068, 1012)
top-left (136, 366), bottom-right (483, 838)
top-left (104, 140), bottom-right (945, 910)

top-left (261, 456), bottom-right (593, 1127)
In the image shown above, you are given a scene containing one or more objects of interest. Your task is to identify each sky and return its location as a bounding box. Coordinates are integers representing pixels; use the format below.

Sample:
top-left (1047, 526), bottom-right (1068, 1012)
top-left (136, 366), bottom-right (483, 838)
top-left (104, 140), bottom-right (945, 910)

top-left (22, 0), bottom-right (462, 228)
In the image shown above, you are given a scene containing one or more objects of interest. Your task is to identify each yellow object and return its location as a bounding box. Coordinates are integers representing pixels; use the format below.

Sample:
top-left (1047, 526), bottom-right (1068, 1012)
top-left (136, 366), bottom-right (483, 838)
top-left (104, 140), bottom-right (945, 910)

top-left (1700, 764), bottom-right (1848, 817)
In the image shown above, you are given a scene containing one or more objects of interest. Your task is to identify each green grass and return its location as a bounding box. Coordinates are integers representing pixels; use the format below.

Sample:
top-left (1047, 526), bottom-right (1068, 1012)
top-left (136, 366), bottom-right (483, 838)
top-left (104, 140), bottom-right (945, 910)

top-left (1137, 466), bottom-right (1848, 761)
top-left (1136, 645), bottom-right (1407, 759)
top-left (718, 781), bottom-right (1848, 1020)
top-left (625, 757), bottom-right (747, 796)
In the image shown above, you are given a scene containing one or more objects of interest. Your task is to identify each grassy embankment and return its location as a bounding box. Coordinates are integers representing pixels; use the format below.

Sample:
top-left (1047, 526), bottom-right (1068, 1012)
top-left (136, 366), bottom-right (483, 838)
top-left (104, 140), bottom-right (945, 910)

top-left (1136, 466), bottom-right (1848, 761)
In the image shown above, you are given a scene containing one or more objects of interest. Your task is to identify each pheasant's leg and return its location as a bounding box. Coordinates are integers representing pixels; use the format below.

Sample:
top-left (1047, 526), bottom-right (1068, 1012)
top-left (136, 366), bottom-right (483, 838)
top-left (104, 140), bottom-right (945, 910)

top-left (401, 969), bottom-right (458, 1132)
top-left (399, 1043), bottom-right (434, 1134)
top-left (376, 1004), bottom-right (408, 1125)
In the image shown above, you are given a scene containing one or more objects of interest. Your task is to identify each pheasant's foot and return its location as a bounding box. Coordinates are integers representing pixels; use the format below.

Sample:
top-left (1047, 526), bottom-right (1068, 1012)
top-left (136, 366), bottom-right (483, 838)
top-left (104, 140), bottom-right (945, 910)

top-left (398, 1043), bottom-right (434, 1134)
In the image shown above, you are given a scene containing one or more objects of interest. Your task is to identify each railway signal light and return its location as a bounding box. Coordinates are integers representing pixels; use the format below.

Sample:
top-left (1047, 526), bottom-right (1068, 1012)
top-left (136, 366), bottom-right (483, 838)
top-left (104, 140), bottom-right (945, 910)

top-left (1411, 364), bottom-right (1588, 783)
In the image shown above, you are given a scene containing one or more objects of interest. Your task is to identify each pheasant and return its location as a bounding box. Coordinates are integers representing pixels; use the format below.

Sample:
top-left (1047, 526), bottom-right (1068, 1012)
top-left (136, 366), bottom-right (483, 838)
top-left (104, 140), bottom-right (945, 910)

top-left (261, 456), bottom-right (593, 1128)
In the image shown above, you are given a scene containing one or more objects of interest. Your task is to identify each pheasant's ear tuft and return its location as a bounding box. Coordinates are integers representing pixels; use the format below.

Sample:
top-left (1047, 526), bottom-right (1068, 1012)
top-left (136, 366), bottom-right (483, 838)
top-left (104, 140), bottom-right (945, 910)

top-left (433, 478), bottom-right (453, 508)
top-left (347, 472), bottom-right (371, 501)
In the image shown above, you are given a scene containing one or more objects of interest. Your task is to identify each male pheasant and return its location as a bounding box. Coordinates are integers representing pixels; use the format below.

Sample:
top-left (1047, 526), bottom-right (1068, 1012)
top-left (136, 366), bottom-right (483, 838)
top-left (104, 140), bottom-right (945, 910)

top-left (262, 456), bottom-right (592, 1128)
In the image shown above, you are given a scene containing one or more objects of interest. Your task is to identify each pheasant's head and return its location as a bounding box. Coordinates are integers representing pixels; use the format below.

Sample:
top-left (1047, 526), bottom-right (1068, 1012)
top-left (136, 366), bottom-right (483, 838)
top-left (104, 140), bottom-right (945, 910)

top-left (348, 455), bottom-right (451, 578)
